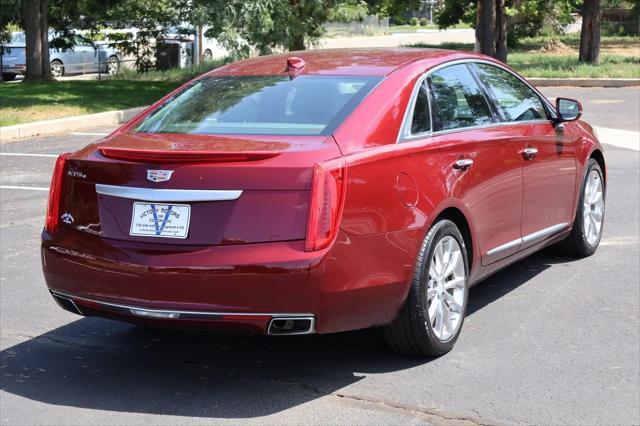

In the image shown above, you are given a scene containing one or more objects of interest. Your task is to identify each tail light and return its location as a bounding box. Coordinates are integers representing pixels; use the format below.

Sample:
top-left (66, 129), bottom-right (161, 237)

top-left (45, 154), bottom-right (69, 234)
top-left (305, 159), bottom-right (347, 252)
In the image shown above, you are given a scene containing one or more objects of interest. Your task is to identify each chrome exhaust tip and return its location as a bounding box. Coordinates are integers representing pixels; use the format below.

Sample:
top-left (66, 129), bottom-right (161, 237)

top-left (50, 291), bottom-right (83, 315)
top-left (267, 316), bottom-right (315, 335)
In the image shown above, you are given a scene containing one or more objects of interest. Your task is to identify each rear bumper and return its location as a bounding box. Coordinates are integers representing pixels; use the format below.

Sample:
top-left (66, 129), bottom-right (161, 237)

top-left (42, 226), bottom-right (420, 334)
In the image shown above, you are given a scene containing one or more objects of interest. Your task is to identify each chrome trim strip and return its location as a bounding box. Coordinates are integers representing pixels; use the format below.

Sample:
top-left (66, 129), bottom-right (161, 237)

top-left (486, 223), bottom-right (569, 256)
top-left (95, 184), bottom-right (242, 202)
top-left (486, 238), bottom-right (522, 257)
top-left (395, 58), bottom-right (556, 143)
top-left (50, 290), bottom-right (314, 319)
top-left (522, 223), bottom-right (569, 245)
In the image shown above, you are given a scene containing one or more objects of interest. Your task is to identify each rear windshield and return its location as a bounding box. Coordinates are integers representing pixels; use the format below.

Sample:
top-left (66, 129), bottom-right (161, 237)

top-left (135, 75), bottom-right (381, 136)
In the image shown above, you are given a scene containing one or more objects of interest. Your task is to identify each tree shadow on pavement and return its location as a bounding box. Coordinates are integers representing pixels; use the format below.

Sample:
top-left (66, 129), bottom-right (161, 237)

top-left (0, 248), bottom-right (568, 418)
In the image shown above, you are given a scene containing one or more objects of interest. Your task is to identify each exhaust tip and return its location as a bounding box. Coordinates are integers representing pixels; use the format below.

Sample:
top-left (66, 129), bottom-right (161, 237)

top-left (268, 316), bottom-right (315, 335)
top-left (50, 291), bottom-right (83, 316)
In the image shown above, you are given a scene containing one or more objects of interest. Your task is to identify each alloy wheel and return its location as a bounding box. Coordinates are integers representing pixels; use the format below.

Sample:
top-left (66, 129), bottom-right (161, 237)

top-left (583, 169), bottom-right (604, 246)
top-left (426, 235), bottom-right (466, 341)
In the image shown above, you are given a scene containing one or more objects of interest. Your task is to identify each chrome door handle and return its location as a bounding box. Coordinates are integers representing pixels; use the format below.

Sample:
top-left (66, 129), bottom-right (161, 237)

top-left (521, 147), bottom-right (538, 160)
top-left (453, 159), bottom-right (474, 170)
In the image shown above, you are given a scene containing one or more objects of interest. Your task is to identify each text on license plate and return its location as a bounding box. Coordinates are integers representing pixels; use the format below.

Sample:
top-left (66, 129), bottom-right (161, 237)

top-left (130, 202), bottom-right (190, 239)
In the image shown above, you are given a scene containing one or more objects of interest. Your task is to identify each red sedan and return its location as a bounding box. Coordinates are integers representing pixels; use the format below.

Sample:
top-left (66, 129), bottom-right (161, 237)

top-left (42, 49), bottom-right (606, 356)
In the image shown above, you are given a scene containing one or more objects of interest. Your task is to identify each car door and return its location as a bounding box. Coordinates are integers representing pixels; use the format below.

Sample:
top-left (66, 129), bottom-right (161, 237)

top-left (472, 63), bottom-right (577, 249)
top-left (75, 35), bottom-right (97, 73)
top-left (403, 64), bottom-right (525, 266)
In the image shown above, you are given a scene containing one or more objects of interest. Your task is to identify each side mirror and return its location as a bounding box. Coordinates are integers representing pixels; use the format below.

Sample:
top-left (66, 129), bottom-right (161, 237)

top-left (556, 97), bottom-right (582, 122)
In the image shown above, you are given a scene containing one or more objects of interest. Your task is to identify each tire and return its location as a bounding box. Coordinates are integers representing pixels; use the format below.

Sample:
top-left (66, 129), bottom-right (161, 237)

top-left (384, 219), bottom-right (469, 357)
top-left (50, 60), bottom-right (64, 78)
top-left (202, 49), bottom-right (213, 62)
top-left (559, 158), bottom-right (605, 257)
top-left (106, 56), bottom-right (119, 75)
top-left (2, 73), bottom-right (17, 81)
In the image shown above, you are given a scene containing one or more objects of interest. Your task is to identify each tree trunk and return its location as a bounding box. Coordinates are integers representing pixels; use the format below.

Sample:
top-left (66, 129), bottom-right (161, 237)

top-left (579, 0), bottom-right (601, 64)
top-left (495, 0), bottom-right (508, 62)
top-left (39, 0), bottom-right (53, 81)
top-left (22, 0), bottom-right (53, 82)
top-left (288, 33), bottom-right (305, 51)
top-left (23, 0), bottom-right (44, 81)
top-left (475, 0), bottom-right (508, 62)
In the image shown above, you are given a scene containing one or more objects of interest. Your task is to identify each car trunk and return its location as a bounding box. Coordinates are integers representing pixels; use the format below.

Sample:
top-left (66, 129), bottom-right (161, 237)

top-left (59, 131), bottom-right (342, 246)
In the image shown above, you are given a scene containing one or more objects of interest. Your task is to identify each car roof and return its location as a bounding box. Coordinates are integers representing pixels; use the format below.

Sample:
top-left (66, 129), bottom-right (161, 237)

top-left (208, 48), bottom-right (480, 77)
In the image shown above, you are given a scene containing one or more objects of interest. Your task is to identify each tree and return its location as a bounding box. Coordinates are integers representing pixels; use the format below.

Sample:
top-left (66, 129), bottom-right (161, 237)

top-left (22, 0), bottom-right (54, 82)
top-left (475, 0), bottom-right (507, 62)
top-left (579, 0), bottom-right (601, 64)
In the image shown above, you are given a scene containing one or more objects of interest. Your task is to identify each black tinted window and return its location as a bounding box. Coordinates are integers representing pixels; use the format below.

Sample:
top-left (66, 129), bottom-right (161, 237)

top-left (136, 75), bottom-right (381, 136)
top-left (476, 63), bottom-right (547, 122)
top-left (428, 64), bottom-right (493, 132)
top-left (410, 80), bottom-right (430, 134)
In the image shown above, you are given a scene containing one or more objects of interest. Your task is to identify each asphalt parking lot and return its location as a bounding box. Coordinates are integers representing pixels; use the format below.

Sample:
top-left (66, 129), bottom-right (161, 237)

top-left (1, 87), bottom-right (639, 425)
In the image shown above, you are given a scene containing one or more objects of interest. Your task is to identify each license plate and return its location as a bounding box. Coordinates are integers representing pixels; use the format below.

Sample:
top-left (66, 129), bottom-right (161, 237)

top-left (130, 202), bottom-right (190, 239)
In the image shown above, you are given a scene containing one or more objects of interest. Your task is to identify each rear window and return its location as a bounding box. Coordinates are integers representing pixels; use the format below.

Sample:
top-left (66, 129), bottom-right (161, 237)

top-left (135, 75), bottom-right (381, 136)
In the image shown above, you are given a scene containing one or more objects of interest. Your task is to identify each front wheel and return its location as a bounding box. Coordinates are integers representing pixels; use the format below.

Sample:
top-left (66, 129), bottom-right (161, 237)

top-left (2, 73), bottom-right (17, 81)
top-left (50, 60), bottom-right (64, 78)
top-left (384, 219), bottom-right (469, 357)
top-left (106, 56), bottom-right (119, 75)
top-left (559, 158), bottom-right (605, 257)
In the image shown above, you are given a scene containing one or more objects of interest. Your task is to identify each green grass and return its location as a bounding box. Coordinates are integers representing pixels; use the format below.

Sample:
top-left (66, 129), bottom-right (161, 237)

top-left (406, 35), bottom-right (640, 78)
top-left (0, 59), bottom-right (227, 127)
top-left (0, 80), bottom-right (181, 126)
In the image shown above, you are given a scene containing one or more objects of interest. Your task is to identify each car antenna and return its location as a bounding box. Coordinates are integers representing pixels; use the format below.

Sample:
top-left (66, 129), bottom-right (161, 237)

top-left (285, 57), bottom-right (305, 80)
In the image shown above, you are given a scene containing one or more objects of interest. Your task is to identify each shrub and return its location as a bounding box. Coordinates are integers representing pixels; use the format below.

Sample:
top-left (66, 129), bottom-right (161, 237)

top-left (409, 17), bottom-right (419, 26)
top-left (419, 18), bottom-right (430, 26)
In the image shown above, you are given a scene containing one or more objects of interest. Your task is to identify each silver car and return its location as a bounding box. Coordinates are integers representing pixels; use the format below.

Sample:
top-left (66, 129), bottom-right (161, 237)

top-left (1, 32), bottom-right (121, 81)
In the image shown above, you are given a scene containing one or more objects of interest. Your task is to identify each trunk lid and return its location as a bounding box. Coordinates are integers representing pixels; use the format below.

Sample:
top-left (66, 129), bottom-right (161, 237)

top-left (60, 131), bottom-right (341, 246)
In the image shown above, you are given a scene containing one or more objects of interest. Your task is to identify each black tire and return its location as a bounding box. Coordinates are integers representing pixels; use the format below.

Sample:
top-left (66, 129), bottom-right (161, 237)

top-left (106, 56), bottom-right (119, 75)
top-left (559, 158), bottom-right (605, 257)
top-left (50, 60), bottom-right (64, 77)
top-left (384, 219), bottom-right (469, 357)
top-left (2, 73), bottom-right (17, 81)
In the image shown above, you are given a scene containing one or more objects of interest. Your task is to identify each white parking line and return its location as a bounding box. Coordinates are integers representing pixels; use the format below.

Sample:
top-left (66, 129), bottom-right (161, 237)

top-left (70, 132), bottom-right (109, 136)
top-left (0, 185), bottom-right (49, 191)
top-left (0, 153), bottom-right (58, 158)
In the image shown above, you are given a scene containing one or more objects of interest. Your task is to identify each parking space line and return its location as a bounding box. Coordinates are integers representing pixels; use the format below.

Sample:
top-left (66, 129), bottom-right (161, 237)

top-left (0, 153), bottom-right (59, 158)
top-left (70, 132), bottom-right (109, 136)
top-left (0, 185), bottom-right (49, 191)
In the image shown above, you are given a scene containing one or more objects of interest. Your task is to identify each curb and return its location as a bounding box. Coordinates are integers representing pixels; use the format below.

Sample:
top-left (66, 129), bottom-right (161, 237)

top-left (528, 78), bottom-right (640, 87)
top-left (0, 106), bottom-right (148, 141)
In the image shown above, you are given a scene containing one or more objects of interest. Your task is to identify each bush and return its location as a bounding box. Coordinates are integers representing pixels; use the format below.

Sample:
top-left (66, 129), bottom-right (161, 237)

top-left (409, 17), bottom-right (419, 26)
top-left (419, 18), bottom-right (430, 26)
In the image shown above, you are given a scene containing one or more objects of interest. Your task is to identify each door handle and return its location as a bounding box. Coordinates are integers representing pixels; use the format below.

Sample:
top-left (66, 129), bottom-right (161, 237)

top-left (521, 147), bottom-right (538, 160)
top-left (453, 159), bottom-right (474, 170)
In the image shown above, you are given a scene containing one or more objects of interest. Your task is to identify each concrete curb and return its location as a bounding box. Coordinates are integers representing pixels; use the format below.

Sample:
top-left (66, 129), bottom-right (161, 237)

top-left (529, 78), bottom-right (640, 87)
top-left (0, 106), bottom-right (148, 141)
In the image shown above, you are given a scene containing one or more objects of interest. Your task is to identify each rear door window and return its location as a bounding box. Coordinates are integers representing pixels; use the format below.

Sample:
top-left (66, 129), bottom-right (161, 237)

top-left (474, 63), bottom-right (548, 122)
top-left (428, 64), bottom-right (494, 132)
top-left (410, 80), bottom-right (431, 135)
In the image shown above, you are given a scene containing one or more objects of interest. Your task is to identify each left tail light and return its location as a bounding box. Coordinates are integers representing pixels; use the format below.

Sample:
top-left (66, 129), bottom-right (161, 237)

top-left (45, 154), bottom-right (69, 234)
top-left (305, 158), bottom-right (347, 252)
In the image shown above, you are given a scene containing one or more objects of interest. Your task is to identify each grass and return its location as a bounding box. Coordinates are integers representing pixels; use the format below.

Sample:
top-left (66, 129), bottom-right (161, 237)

top-left (0, 80), bottom-right (181, 127)
top-left (0, 60), bottom-right (226, 127)
top-left (406, 34), bottom-right (640, 78)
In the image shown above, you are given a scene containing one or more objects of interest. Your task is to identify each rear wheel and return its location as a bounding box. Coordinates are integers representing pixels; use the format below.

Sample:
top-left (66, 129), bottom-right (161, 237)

top-left (384, 219), bottom-right (469, 357)
top-left (50, 60), bottom-right (64, 78)
top-left (559, 159), bottom-right (605, 257)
